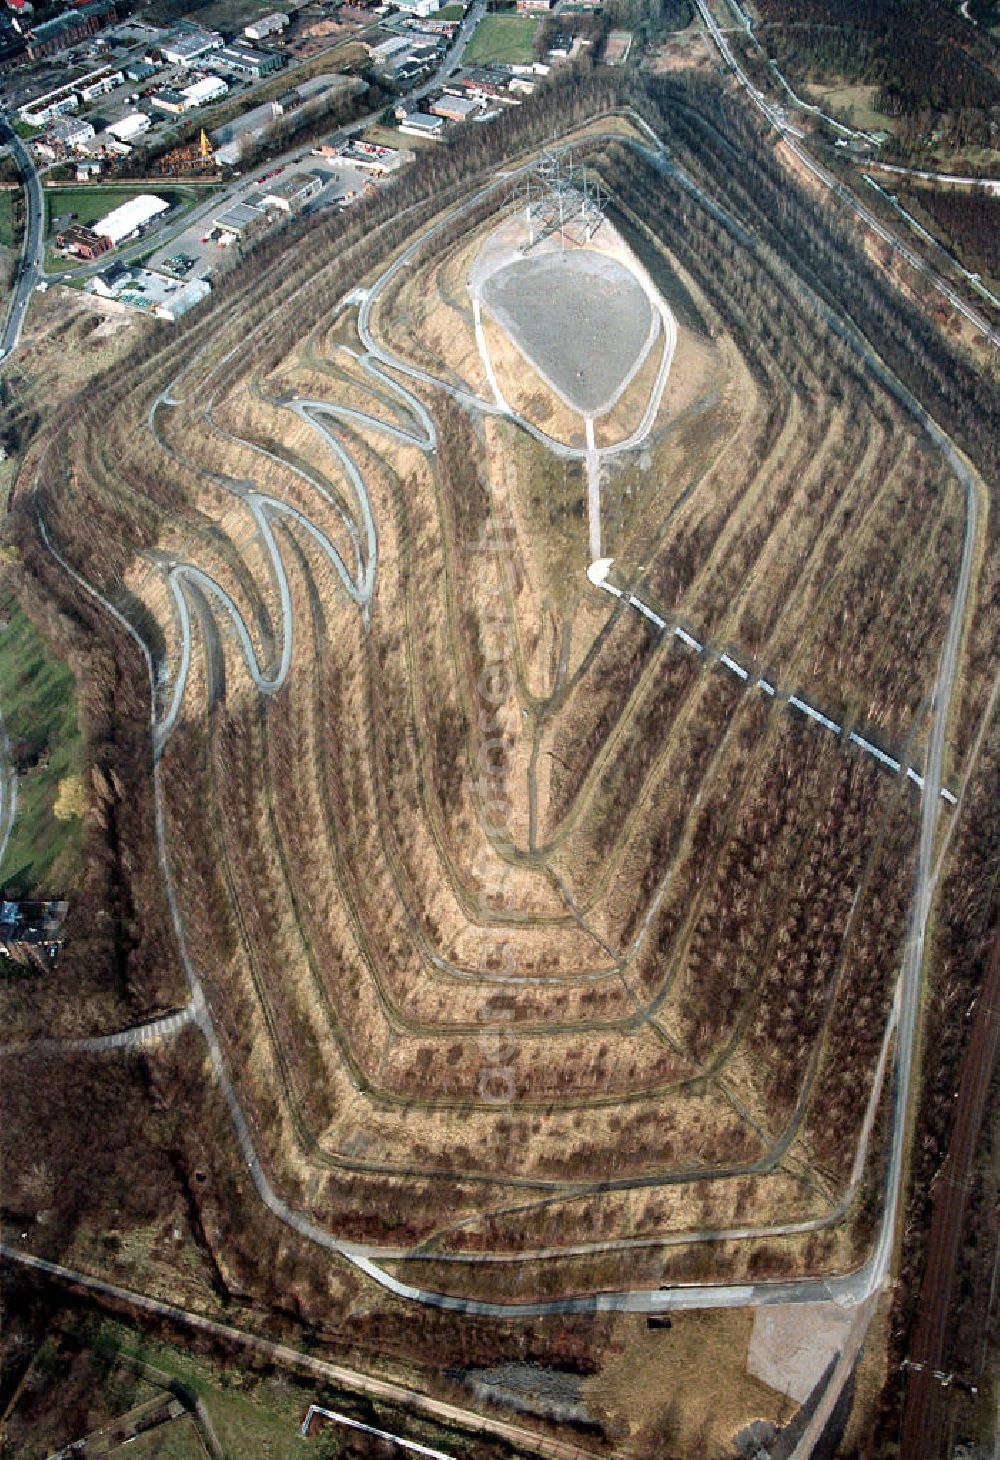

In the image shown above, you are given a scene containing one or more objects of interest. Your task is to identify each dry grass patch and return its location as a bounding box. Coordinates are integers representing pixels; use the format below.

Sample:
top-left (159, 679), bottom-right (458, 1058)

top-left (480, 312), bottom-right (586, 448)
top-left (586, 1310), bottom-right (791, 1457)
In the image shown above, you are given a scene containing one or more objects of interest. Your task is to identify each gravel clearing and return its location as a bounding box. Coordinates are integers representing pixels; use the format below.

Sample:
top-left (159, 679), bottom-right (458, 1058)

top-left (747, 1302), bottom-right (855, 1403)
top-left (463, 1364), bottom-right (596, 1427)
top-left (481, 250), bottom-right (654, 415)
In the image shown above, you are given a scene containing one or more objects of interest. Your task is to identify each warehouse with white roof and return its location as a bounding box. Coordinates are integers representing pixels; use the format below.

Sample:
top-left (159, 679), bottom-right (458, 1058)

top-left (181, 76), bottom-right (228, 108)
top-left (244, 10), bottom-right (288, 38)
top-left (107, 112), bottom-right (151, 143)
top-left (94, 194), bottom-right (170, 247)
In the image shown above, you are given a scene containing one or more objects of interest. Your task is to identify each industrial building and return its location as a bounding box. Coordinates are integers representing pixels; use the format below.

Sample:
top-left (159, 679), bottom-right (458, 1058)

top-left (161, 26), bottom-right (223, 65)
top-left (55, 225), bottom-right (112, 260)
top-left (430, 93), bottom-right (481, 122)
top-left (271, 88), bottom-right (303, 116)
top-left (181, 75), bottom-right (229, 108)
top-left (121, 270), bottom-right (210, 320)
top-left (154, 276), bottom-right (211, 321)
top-left (19, 66), bottom-right (131, 125)
top-left (24, 0), bottom-right (117, 61)
top-left (454, 68), bottom-right (512, 100)
top-left (334, 138), bottom-right (404, 173)
top-left (125, 60), bottom-right (157, 82)
top-left (411, 39), bottom-right (445, 62)
top-left (25, 88), bottom-right (81, 126)
top-left (214, 200), bottom-right (264, 237)
top-left (89, 266), bottom-right (210, 320)
top-left (79, 68), bottom-right (125, 102)
top-left (369, 33), bottom-right (412, 65)
top-left (395, 0), bottom-right (440, 14)
top-left (152, 76), bottom-right (227, 112)
top-left (398, 111), bottom-right (444, 139)
top-left (244, 11), bottom-right (289, 39)
top-left (94, 193), bottom-right (170, 246)
top-left (48, 116), bottom-right (96, 149)
top-left (212, 41), bottom-right (285, 78)
top-left (91, 261), bottom-right (134, 297)
top-left (260, 170), bottom-right (323, 211)
top-left (107, 112), bottom-right (151, 143)
top-left (213, 140), bottom-right (244, 168)
top-left (150, 87), bottom-right (187, 115)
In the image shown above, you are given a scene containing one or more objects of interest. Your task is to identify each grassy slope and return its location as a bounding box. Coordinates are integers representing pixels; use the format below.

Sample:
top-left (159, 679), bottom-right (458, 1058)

top-left (0, 591), bottom-right (83, 896)
top-left (77, 1324), bottom-right (313, 1460)
top-left (100, 1321), bottom-right (477, 1460)
top-left (124, 1416), bottom-right (209, 1458)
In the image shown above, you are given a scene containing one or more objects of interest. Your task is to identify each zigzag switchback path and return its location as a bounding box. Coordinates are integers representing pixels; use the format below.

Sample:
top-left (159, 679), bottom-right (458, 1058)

top-left (18, 110), bottom-right (983, 1327)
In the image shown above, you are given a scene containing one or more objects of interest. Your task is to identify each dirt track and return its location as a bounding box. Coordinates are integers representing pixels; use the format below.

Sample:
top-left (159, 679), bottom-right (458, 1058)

top-left (899, 919), bottom-right (1000, 1457)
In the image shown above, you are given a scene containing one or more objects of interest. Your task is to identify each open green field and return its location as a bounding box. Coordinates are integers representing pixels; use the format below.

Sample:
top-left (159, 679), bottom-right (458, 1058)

top-left (105, 1331), bottom-right (308, 1454)
top-left (363, 122), bottom-right (438, 150)
top-left (437, 2), bottom-right (466, 16)
top-left (464, 12), bottom-right (538, 64)
top-left (0, 592), bottom-right (83, 896)
top-left (804, 80), bottom-right (900, 134)
top-left (93, 1323), bottom-right (478, 1460)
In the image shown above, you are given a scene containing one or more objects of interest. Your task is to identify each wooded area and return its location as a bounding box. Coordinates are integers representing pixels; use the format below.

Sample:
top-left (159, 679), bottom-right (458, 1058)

top-left (754, 0), bottom-right (1000, 119)
top-left (2, 56), bottom-right (996, 1446)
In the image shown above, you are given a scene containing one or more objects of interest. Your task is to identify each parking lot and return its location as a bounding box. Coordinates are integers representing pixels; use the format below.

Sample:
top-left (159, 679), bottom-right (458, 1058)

top-left (144, 158), bottom-right (375, 280)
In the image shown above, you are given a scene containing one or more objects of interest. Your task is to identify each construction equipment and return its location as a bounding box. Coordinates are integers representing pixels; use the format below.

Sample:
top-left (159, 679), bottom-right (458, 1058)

top-left (151, 129), bottom-right (218, 178)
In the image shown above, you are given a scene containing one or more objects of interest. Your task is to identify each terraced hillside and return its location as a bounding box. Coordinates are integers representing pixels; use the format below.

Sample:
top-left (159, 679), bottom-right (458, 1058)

top-left (16, 97), bottom-right (985, 1322)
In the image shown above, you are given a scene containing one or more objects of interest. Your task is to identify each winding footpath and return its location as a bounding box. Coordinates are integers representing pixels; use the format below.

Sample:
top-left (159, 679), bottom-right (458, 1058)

top-left (6, 117), bottom-right (981, 1334)
top-left (150, 363), bottom-right (430, 753)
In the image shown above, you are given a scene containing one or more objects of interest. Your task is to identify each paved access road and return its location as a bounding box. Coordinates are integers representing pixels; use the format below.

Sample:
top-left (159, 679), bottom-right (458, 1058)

top-left (0, 1003), bottom-right (195, 1057)
top-left (0, 116), bottom-right (44, 362)
top-left (654, 21), bottom-right (987, 1411)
